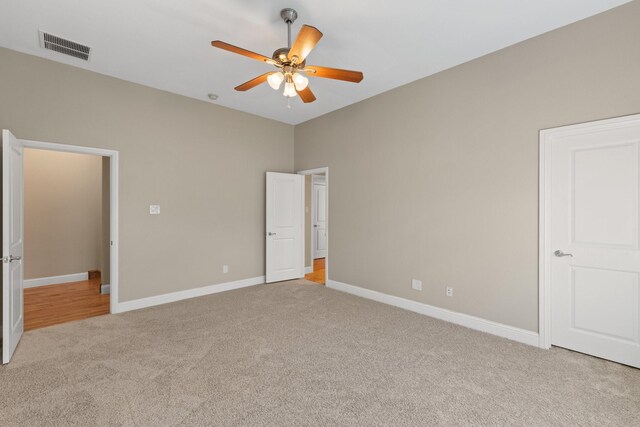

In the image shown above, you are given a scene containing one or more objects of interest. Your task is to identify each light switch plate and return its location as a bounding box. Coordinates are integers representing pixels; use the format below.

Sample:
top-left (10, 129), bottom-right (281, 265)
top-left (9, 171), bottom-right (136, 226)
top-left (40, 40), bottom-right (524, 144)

top-left (149, 205), bottom-right (161, 215)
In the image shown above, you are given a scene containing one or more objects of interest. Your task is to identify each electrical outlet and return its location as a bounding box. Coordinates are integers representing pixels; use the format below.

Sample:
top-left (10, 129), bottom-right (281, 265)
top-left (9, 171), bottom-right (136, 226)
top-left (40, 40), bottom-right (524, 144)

top-left (149, 205), bottom-right (160, 215)
top-left (446, 287), bottom-right (453, 297)
top-left (411, 279), bottom-right (422, 291)
top-left (223, 265), bottom-right (229, 274)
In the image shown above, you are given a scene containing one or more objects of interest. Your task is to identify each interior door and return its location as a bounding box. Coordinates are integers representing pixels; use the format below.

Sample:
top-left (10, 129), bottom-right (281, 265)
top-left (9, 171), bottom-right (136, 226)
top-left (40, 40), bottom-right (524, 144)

top-left (266, 172), bottom-right (304, 283)
top-left (550, 119), bottom-right (640, 368)
top-left (312, 182), bottom-right (327, 259)
top-left (2, 130), bottom-right (25, 364)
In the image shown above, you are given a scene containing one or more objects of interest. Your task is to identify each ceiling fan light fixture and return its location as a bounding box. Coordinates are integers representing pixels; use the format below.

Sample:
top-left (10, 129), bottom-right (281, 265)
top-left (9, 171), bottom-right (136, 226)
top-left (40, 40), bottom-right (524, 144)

top-left (283, 81), bottom-right (297, 97)
top-left (211, 8), bottom-right (363, 104)
top-left (292, 72), bottom-right (309, 91)
top-left (267, 72), bottom-right (284, 90)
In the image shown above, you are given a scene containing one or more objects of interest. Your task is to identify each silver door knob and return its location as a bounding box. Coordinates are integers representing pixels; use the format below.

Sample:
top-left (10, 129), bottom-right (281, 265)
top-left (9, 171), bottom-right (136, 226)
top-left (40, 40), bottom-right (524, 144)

top-left (268, 232), bottom-right (276, 236)
top-left (554, 250), bottom-right (573, 258)
top-left (2, 255), bottom-right (21, 263)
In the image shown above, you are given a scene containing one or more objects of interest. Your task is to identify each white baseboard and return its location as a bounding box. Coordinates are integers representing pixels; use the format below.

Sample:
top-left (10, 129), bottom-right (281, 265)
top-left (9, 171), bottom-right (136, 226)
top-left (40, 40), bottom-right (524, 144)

top-left (101, 284), bottom-right (111, 295)
top-left (326, 279), bottom-right (540, 348)
top-left (24, 272), bottom-right (89, 289)
top-left (305, 266), bottom-right (313, 274)
top-left (114, 276), bottom-right (265, 314)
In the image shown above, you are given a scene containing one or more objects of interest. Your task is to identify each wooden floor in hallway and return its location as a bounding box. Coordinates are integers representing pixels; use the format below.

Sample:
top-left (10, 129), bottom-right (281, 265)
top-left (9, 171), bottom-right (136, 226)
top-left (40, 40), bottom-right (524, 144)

top-left (24, 275), bottom-right (110, 331)
top-left (305, 258), bottom-right (325, 285)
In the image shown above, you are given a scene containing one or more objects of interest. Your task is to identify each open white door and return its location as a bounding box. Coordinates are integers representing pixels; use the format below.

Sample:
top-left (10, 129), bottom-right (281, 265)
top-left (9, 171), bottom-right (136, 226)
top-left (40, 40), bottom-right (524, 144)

top-left (542, 115), bottom-right (640, 368)
top-left (312, 181), bottom-right (327, 259)
top-left (266, 172), bottom-right (304, 283)
top-left (2, 130), bottom-right (25, 364)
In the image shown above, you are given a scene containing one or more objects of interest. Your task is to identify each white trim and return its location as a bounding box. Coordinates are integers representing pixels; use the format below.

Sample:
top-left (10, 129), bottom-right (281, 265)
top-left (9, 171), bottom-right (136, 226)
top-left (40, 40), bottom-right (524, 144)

top-left (20, 138), bottom-right (120, 314)
top-left (21, 139), bottom-right (117, 157)
top-left (311, 179), bottom-right (315, 262)
top-left (305, 266), bottom-right (313, 274)
top-left (110, 152), bottom-right (119, 312)
top-left (327, 279), bottom-right (540, 347)
top-left (539, 125), bottom-right (552, 349)
top-left (538, 113), bottom-right (640, 350)
top-left (297, 167), bottom-right (329, 282)
top-left (114, 276), bottom-right (265, 313)
top-left (101, 283), bottom-right (110, 294)
top-left (24, 272), bottom-right (88, 288)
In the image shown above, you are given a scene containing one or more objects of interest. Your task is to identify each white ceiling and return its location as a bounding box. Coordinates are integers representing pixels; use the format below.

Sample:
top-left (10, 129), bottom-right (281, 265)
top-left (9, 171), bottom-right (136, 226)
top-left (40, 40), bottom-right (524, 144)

top-left (0, 0), bottom-right (631, 125)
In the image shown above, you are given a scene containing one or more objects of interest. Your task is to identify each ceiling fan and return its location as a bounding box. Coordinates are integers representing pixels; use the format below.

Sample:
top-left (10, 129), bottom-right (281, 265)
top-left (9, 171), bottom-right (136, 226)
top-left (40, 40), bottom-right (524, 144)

top-left (211, 8), bottom-right (363, 104)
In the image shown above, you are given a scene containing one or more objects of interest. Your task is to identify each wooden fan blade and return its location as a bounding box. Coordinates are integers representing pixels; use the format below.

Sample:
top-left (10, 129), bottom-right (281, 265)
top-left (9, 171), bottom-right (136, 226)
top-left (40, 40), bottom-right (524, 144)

top-left (288, 25), bottom-right (323, 64)
top-left (296, 86), bottom-right (316, 103)
top-left (211, 41), bottom-right (275, 64)
top-left (235, 72), bottom-right (274, 91)
top-left (304, 66), bottom-right (363, 83)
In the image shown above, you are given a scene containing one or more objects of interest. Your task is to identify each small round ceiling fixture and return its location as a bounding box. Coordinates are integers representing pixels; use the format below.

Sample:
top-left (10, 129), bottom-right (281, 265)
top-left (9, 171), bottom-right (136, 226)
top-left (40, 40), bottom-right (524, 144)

top-left (207, 93), bottom-right (219, 101)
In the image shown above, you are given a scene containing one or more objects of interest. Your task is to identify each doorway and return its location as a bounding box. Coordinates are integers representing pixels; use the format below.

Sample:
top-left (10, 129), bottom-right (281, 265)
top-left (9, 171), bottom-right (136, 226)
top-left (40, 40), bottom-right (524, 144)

top-left (539, 114), bottom-right (640, 368)
top-left (2, 130), bottom-right (119, 364)
top-left (23, 149), bottom-right (110, 330)
top-left (299, 168), bottom-right (328, 285)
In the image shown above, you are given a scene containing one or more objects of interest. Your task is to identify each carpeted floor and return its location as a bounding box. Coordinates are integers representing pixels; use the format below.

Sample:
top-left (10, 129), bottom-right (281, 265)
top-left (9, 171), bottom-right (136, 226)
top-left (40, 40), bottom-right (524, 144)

top-left (1, 280), bottom-right (638, 426)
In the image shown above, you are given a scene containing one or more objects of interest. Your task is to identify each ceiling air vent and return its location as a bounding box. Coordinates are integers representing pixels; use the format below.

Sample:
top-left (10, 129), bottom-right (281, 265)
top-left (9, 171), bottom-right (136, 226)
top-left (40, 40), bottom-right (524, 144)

top-left (39, 31), bottom-right (91, 61)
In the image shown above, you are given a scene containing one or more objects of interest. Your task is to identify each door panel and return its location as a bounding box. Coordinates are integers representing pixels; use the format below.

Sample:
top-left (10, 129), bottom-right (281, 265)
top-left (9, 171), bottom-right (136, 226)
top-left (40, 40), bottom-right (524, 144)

top-left (266, 172), bottom-right (304, 283)
top-left (2, 129), bottom-right (25, 364)
top-left (274, 179), bottom-right (295, 226)
top-left (572, 143), bottom-right (637, 248)
top-left (550, 120), bottom-right (640, 368)
top-left (571, 267), bottom-right (638, 342)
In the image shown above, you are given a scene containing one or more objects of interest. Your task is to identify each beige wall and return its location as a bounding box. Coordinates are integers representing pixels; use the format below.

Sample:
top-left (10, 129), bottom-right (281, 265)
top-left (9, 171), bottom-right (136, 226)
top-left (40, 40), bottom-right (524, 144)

top-left (0, 47), bottom-right (293, 302)
top-left (294, 1), bottom-right (640, 332)
top-left (24, 149), bottom-right (103, 279)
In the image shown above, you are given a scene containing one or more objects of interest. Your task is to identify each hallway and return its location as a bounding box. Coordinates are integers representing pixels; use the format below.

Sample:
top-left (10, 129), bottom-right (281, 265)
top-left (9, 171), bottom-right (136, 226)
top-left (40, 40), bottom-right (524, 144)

top-left (304, 258), bottom-right (325, 285)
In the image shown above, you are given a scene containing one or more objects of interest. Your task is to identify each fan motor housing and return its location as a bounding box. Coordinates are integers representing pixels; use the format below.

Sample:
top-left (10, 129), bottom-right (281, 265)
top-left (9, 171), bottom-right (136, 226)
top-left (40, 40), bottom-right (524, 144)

top-left (272, 47), bottom-right (305, 68)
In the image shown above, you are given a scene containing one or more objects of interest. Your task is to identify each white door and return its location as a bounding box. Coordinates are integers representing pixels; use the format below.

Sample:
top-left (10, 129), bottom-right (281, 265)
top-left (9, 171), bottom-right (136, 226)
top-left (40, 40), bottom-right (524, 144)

top-left (2, 130), bottom-right (25, 364)
top-left (266, 172), bottom-right (304, 283)
top-left (549, 117), bottom-right (640, 368)
top-left (312, 182), bottom-right (327, 259)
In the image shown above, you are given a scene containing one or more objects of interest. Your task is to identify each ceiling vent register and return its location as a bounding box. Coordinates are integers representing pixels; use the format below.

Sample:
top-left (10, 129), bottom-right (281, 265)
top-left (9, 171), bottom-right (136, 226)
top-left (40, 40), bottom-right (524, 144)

top-left (39, 31), bottom-right (91, 61)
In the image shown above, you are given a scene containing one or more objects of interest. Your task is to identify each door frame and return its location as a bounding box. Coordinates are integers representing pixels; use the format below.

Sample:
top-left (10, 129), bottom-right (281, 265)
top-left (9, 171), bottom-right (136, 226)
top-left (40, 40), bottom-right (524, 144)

top-left (298, 167), bottom-right (329, 281)
top-left (538, 113), bottom-right (640, 350)
top-left (19, 137), bottom-right (120, 313)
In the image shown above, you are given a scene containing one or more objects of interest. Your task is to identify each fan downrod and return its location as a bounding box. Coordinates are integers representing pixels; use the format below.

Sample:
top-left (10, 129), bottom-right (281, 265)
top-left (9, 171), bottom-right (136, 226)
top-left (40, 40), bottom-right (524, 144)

top-left (272, 8), bottom-right (304, 67)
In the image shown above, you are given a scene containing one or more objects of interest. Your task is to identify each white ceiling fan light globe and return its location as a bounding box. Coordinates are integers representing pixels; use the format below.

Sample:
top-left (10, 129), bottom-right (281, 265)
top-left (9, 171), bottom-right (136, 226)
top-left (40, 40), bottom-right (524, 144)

top-left (267, 72), bottom-right (284, 90)
top-left (283, 82), bottom-right (298, 97)
top-left (292, 72), bottom-right (309, 91)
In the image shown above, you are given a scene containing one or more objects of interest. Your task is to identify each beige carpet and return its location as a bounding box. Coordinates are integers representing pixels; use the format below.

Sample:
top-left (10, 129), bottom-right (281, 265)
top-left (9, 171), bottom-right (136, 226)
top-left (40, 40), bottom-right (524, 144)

top-left (1, 280), bottom-right (638, 426)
